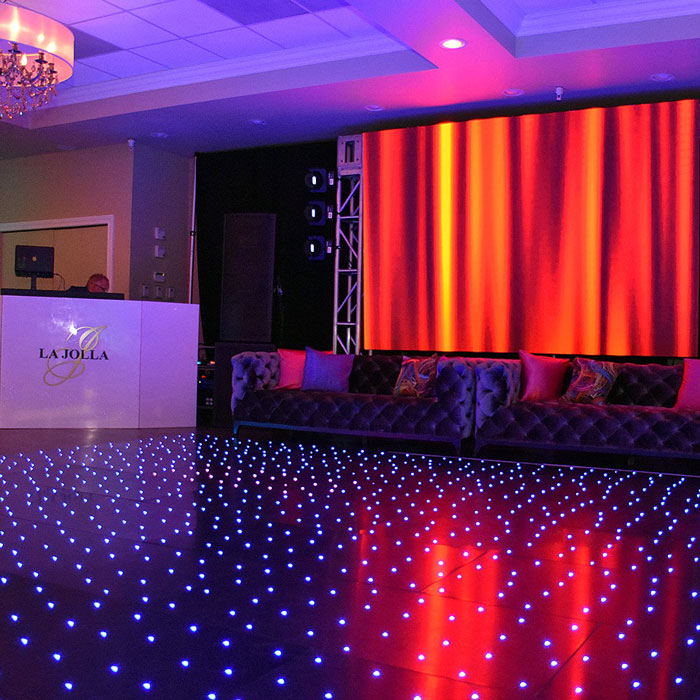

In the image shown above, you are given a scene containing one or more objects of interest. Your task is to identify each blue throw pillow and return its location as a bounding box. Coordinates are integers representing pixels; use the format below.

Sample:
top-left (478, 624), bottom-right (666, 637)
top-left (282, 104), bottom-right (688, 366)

top-left (301, 347), bottom-right (354, 392)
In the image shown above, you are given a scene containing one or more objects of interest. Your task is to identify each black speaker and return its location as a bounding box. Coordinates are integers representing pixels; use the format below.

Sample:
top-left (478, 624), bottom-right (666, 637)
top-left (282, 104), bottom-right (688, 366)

top-left (220, 213), bottom-right (276, 342)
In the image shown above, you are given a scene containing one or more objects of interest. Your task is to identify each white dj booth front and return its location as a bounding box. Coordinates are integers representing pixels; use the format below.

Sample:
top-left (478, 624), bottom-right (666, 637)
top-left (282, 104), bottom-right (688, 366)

top-left (0, 294), bottom-right (199, 428)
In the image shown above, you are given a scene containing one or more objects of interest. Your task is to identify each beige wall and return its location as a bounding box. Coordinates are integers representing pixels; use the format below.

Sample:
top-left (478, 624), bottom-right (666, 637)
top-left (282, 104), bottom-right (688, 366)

top-left (0, 142), bottom-right (194, 301)
top-left (0, 226), bottom-right (108, 291)
top-left (0, 143), bottom-right (133, 295)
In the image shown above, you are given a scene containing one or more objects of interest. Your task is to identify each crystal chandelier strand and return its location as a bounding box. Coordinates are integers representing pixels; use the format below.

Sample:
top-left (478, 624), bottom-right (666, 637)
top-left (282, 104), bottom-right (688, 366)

top-left (0, 43), bottom-right (57, 119)
top-left (0, 4), bottom-right (73, 119)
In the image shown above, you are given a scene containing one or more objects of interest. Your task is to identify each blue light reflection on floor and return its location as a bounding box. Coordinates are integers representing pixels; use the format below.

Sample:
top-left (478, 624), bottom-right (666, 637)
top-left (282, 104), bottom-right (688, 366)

top-left (0, 434), bottom-right (699, 698)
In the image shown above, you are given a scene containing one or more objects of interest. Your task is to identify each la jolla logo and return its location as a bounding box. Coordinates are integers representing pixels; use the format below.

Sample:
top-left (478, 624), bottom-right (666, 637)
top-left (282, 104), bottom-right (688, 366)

top-left (41, 325), bottom-right (108, 386)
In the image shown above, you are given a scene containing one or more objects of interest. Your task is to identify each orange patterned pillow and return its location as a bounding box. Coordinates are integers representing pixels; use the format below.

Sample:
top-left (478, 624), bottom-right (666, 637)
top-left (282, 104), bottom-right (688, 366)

top-left (393, 355), bottom-right (438, 397)
top-left (562, 357), bottom-right (618, 404)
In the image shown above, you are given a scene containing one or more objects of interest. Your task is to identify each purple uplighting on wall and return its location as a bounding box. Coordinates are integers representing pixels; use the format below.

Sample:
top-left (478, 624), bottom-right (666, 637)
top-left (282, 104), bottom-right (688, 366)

top-left (0, 434), bottom-right (698, 698)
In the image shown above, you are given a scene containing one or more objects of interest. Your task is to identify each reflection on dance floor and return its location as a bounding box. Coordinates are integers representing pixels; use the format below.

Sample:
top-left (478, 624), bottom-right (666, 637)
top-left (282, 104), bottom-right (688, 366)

top-left (0, 433), bottom-right (698, 698)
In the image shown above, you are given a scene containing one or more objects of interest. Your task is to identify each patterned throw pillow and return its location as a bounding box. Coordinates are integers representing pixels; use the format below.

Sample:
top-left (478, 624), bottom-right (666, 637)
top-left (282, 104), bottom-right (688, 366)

top-left (393, 355), bottom-right (438, 397)
top-left (562, 357), bottom-right (619, 404)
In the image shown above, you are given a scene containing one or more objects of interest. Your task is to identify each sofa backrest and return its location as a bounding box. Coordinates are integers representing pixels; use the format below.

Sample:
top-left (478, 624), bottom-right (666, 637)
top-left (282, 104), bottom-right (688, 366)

top-left (348, 354), bottom-right (402, 394)
top-left (607, 362), bottom-right (682, 407)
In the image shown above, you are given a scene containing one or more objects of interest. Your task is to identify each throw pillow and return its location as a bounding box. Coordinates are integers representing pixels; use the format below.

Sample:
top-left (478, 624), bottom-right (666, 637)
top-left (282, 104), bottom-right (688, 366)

top-left (519, 350), bottom-right (569, 401)
top-left (301, 347), bottom-right (354, 392)
top-left (562, 357), bottom-right (619, 404)
top-left (675, 358), bottom-right (700, 410)
top-left (393, 354), bottom-right (438, 397)
top-left (276, 348), bottom-right (306, 389)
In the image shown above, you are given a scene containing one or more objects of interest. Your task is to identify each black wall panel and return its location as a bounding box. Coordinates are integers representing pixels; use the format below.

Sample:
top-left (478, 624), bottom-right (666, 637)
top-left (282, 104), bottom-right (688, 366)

top-left (195, 140), bottom-right (336, 349)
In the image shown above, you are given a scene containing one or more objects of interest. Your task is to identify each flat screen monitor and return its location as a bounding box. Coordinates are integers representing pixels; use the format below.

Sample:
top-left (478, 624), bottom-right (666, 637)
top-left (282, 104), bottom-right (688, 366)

top-left (15, 245), bottom-right (54, 289)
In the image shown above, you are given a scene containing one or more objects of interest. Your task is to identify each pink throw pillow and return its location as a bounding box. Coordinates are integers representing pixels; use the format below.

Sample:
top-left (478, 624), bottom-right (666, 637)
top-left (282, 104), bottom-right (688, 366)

top-left (675, 358), bottom-right (700, 410)
top-left (519, 350), bottom-right (569, 401)
top-left (276, 348), bottom-right (306, 389)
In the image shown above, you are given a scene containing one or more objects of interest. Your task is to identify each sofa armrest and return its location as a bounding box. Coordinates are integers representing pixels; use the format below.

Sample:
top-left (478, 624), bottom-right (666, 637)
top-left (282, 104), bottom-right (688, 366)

top-left (474, 359), bottom-right (521, 430)
top-left (231, 351), bottom-right (280, 414)
top-left (434, 358), bottom-right (477, 438)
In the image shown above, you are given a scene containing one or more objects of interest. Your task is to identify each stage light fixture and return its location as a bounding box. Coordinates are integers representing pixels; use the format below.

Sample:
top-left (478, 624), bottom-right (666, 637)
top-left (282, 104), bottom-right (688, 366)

top-left (304, 235), bottom-right (334, 261)
top-left (305, 168), bottom-right (329, 193)
top-left (304, 235), bottom-right (329, 261)
top-left (304, 201), bottom-right (333, 226)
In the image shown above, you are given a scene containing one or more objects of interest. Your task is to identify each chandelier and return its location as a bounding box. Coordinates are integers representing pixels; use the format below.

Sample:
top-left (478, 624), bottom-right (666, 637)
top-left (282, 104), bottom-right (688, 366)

top-left (0, 3), bottom-right (74, 119)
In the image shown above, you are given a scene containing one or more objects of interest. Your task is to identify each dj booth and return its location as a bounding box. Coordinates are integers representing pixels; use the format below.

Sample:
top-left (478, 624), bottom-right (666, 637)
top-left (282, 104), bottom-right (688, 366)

top-left (0, 292), bottom-right (199, 428)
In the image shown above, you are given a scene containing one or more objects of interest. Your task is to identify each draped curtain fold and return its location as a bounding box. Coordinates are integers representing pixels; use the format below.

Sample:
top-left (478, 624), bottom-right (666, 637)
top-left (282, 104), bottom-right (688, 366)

top-left (363, 100), bottom-right (699, 356)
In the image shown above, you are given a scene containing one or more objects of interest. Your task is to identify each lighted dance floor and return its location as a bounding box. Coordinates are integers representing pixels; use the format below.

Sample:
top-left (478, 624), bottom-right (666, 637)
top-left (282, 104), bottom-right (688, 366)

top-left (0, 431), bottom-right (698, 699)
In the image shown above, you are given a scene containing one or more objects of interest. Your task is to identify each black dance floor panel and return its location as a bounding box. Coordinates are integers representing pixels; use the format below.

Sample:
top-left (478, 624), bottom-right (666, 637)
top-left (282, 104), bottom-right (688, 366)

top-left (0, 433), bottom-right (699, 699)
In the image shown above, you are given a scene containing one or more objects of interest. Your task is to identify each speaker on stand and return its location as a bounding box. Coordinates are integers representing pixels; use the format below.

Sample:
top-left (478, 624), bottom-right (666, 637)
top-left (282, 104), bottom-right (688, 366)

top-left (219, 213), bottom-right (276, 342)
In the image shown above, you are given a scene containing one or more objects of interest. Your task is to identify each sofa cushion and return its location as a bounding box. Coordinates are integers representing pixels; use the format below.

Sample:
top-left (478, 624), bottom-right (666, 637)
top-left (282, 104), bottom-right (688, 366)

top-left (301, 348), bottom-right (353, 392)
top-left (606, 363), bottom-right (682, 407)
top-left (478, 399), bottom-right (700, 455)
top-left (474, 359), bottom-right (521, 430)
top-left (348, 354), bottom-right (402, 395)
top-left (231, 351), bottom-right (279, 411)
top-left (562, 357), bottom-right (618, 404)
top-left (234, 389), bottom-right (464, 438)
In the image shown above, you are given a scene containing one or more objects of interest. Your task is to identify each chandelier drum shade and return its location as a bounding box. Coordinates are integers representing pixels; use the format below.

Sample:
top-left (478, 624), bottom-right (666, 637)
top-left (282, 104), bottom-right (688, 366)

top-left (0, 3), bottom-right (74, 119)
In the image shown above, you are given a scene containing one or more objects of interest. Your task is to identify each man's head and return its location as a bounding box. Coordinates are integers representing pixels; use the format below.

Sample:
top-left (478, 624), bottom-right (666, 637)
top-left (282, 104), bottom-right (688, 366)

top-left (87, 274), bottom-right (109, 293)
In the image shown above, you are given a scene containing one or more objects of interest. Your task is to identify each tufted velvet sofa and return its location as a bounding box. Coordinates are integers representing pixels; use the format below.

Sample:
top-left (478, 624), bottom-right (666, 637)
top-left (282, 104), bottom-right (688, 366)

top-left (474, 359), bottom-right (700, 459)
top-left (230, 352), bottom-right (475, 452)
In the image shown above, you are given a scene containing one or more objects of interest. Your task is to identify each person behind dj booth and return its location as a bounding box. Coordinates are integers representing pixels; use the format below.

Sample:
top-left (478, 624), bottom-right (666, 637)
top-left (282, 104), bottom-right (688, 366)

top-left (66, 273), bottom-right (110, 295)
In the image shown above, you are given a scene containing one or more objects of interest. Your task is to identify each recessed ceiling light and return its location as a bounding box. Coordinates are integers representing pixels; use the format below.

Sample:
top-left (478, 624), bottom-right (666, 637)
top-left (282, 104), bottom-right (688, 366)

top-left (364, 104), bottom-right (384, 112)
top-left (440, 38), bottom-right (466, 49)
top-left (150, 131), bottom-right (168, 139)
top-left (503, 88), bottom-right (524, 97)
top-left (650, 72), bottom-right (676, 82)
top-left (248, 118), bottom-right (266, 125)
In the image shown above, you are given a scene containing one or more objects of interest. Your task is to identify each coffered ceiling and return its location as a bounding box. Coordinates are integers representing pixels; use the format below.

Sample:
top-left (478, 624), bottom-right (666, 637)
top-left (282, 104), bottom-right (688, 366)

top-left (1, 0), bottom-right (699, 158)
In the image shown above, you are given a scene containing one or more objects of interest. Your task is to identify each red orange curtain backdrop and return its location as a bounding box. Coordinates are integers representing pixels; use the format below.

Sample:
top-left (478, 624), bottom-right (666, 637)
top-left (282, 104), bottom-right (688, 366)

top-left (362, 100), bottom-right (699, 356)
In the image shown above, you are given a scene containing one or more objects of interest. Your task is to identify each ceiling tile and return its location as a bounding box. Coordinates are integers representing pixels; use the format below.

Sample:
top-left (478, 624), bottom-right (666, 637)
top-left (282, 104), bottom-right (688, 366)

top-left (316, 7), bottom-right (385, 38)
top-left (294, 0), bottom-right (349, 10)
top-left (250, 14), bottom-right (347, 48)
top-left (132, 0), bottom-right (241, 37)
top-left (132, 39), bottom-right (223, 68)
top-left (13, 0), bottom-right (120, 24)
top-left (72, 26), bottom-right (122, 59)
top-left (105, 0), bottom-right (172, 8)
top-left (199, 0), bottom-right (307, 25)
top-left (188, 26), bottom-right (281, 58)
top-left (80, 49), bottom-right (166, 77)
top-left (64, 61), bottom-right (119, 86)
top-left (511, 0), bottom-right (592, 11)
top-left (72, 12), bottom-right (178, 48)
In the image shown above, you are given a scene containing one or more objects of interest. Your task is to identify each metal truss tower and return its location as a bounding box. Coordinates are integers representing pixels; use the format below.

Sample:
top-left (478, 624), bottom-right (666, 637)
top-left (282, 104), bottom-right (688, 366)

top-left (333, 135), bottom-right (363, 354)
